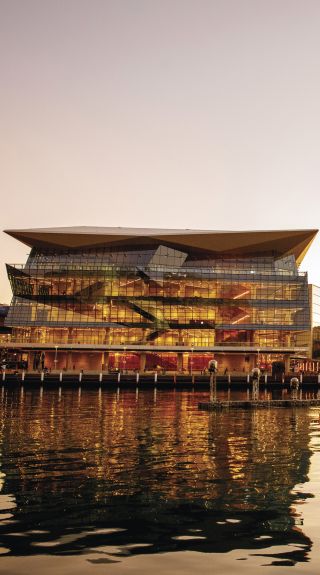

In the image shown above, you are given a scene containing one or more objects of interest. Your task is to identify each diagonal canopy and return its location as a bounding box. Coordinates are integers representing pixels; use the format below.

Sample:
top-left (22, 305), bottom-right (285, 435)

top-left (4, 226), bottom-right (318, 265)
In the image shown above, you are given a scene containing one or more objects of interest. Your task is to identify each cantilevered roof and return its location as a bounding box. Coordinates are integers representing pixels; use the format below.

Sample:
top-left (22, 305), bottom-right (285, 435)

top-left (4, 227), bottom-right (318, 264)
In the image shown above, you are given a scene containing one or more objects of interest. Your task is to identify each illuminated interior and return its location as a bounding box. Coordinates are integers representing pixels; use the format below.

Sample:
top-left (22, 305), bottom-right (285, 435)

top-left (3, 227), bottom-right (317, 370)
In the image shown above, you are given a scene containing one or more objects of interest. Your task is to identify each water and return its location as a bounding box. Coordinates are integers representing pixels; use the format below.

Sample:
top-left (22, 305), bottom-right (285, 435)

top-left (1, 387), bottom-right (320, 575)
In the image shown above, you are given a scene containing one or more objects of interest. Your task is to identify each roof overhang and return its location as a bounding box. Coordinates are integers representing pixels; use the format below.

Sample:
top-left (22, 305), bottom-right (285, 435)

top-left (4, 226), bottom-right (318, 264)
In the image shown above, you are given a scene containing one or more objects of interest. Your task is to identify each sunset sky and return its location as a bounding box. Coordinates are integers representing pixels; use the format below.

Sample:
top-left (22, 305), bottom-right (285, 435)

top-left (1, 0), bottom-right (320, 303)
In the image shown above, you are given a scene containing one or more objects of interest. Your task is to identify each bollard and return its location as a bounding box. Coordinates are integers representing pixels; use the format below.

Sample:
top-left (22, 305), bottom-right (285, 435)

top-left (136, 372), bottom-right (139, 384)
top-left (290, 377), bottom-right (299, 400)
top-left (2, 370), bottom-right (6, 382)
top-left (228, 373), bottom-right (231, 385)
top-left (247, 374), bottom-right (250, 384)
top-left (59, 371), bottom-right (63, 382)
top-left (265, 374), bottom-right (267, 384)
top-left (22, 370), bottom-right (25, 382)
top-left (99, 372), bottom-right (103, 383)
top-left (79, 372), bottom-right (82, 383)
top-left (154, 372), bottom-right (158, 384)
top-left (117, 372), bottom-right (121, 383)
top-left (41, 371), bottom-right (44, 382)
top-left (251, 367), bottom-right (261, 402)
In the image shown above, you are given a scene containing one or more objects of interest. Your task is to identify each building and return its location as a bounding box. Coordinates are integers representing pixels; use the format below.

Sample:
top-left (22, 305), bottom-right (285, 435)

top-left (309, 284), bottom-right (320, 362)
top-left (2, 227), bottom-right (318, 373)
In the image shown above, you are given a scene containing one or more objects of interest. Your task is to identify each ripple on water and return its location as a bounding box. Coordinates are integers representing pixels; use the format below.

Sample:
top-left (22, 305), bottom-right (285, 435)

top-left (0, 388), bottom-right (318, 574)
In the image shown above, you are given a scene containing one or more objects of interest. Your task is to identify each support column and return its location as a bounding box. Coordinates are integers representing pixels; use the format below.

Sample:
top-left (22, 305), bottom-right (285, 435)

top-left (247, 353), bottom-right (256, 372)
top-left (66, 351), bottom-right (72, 371)
top-left (139, 352), bottom-right (146, 373)
top-left (29, 351), bottom-right (36, 371)
top-left (284, 355), bottom-right (291, 374)
top-left (104, 351), bottom-right (110, 372)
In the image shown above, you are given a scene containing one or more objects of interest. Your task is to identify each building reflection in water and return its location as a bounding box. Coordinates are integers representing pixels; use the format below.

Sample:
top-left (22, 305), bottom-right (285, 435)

top-left (0, 388), bottom-right (314, 567)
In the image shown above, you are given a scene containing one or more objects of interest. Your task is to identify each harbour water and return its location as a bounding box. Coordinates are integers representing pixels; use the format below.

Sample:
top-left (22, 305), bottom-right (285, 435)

top-left (1, 387), bottom-right (320, 574)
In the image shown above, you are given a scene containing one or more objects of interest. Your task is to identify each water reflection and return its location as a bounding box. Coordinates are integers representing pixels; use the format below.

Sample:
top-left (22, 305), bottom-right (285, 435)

top-left (0, 388), bottom-right (316, 571)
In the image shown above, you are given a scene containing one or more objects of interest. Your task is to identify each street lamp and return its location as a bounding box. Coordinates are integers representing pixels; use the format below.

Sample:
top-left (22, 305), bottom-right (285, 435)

top-left (190, 347), bottom-right (194, 375)
top-left (123, 346), bottom-right (127, 374)
top-left (54, 346), bottom-right (58, 371)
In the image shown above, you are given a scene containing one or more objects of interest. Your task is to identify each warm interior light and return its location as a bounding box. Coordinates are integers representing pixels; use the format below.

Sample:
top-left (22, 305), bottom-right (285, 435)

top-left (232, 314), bottom-right (250, 325)
top-left (233, 290), bottom-right (250, 300)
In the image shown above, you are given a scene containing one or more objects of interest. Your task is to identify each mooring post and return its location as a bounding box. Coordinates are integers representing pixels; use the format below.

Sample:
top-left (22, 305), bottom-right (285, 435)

top-left (251, 368), bottom-right (261, 401)
top-left (290, 377), bottom-right (299, 400)
top-left (99, 372), bottom-right (103, 383)
top-left (228, 373), bottom-right (231, 385)
top-left (208, 359), bottom-right (218, 402)
top-left (117, 372), bottom-right (121, 383)
top-left (79, 372), bottom-right (82, 383)
top-left (59, 371), bottom-right (63, 382)
top-left (154, 372), bottom-right (158, 384)
top-left (265, 374), bottom-right (268, 384)
top-left (41, 371), bottom-right (44, 382)
top-left (22, 370), bottom-right (25, 382)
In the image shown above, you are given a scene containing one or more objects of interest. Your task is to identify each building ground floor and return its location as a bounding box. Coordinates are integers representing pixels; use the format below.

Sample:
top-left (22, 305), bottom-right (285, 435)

top-left (1, 345), bottom-right (317, 375)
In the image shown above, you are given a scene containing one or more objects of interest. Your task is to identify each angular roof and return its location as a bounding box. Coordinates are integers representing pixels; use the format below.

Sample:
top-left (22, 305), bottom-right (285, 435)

top-left (4, 226), bottom-right (318, 264)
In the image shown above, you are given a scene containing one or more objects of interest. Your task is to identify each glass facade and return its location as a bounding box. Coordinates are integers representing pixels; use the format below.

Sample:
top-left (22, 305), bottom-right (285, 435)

top-left (5, 242), bottom-right (311, 352)
top-left (310, 284), bottom-right (320, 358)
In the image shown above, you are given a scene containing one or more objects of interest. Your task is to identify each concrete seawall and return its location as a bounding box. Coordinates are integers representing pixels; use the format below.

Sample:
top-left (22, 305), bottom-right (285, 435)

top-left (1, 371), bottom-right (320, 389)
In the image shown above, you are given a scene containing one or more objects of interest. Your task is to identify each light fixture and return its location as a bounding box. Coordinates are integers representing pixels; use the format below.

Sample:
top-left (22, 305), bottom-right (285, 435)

top-left (232, 314), bottom-right (250, 325)
top-left (233, 290), bottom-right (250, 300)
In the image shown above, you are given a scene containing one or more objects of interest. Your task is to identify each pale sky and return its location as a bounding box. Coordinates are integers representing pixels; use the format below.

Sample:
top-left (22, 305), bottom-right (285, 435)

top-left (1, 0), bottom-right (320, 303)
